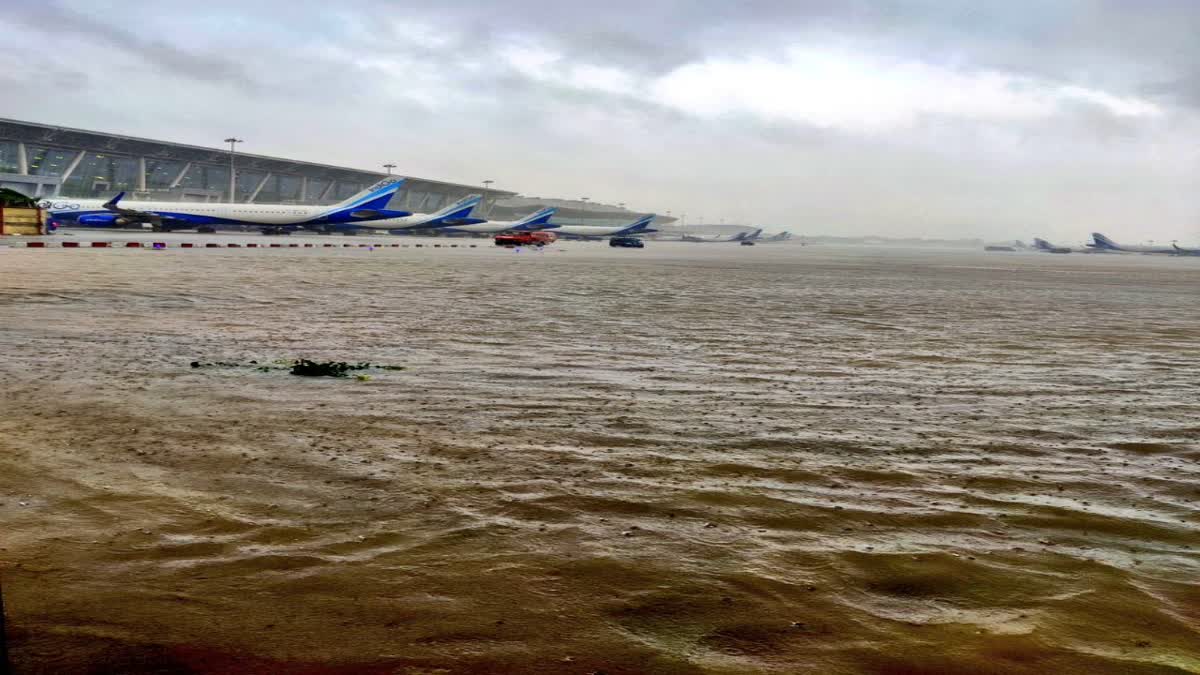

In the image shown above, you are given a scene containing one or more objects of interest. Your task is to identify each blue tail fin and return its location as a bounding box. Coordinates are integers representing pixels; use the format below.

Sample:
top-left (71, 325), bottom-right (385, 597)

top-left (512, 207), bottom-right (557, 229)
top-left (1090, 232), bottom-right (1121, 250)
top-left (615, 214), bottom-right (655, 235)
top-left (102, 191), bottom-right (126, 210)
top-left (335, 177), bottom-right (407, 212)
top-left (431, 194), bottom-right (482, 222)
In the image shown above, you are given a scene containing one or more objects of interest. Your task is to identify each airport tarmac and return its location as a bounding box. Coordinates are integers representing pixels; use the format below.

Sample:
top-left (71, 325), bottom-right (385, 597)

top-left (0, 238), bottom-right (1197, 673)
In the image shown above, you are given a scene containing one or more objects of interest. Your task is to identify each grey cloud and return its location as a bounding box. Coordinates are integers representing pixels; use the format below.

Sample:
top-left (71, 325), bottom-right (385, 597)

top-left (5, 1), bottom-right (254, 88)
top-left (2, 0), bottom-right (1198, 240)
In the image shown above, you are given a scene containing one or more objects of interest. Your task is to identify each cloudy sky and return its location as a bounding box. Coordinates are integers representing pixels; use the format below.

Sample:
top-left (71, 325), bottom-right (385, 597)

top-left (4, 0), bottom-right (1199, 242)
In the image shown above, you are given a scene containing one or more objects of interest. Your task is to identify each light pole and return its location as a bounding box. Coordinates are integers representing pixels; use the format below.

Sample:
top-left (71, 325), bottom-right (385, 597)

top-left (618, 202), bottom-right (626, 210)
top-left (224, 137), bottom-right (242, 202)
top-left (383, 163), bottom-right (396, 175)
top-left (482, 179), bottom-right (494, 191)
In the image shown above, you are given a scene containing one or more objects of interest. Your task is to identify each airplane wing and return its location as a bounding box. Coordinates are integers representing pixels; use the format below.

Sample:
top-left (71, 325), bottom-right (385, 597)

top-left (102, 192), bottom-right (169, 225)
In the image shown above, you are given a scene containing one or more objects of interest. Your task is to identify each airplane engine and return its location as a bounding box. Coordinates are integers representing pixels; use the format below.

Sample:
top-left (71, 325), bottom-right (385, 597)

top-left (77, 214), bottom-right (119, 226)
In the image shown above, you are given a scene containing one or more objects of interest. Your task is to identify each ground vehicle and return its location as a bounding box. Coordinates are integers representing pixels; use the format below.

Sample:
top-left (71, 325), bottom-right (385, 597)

top-left (494, 231), bottom-right (557, 246)
top-left (609, 236), bottom-right (645, 248)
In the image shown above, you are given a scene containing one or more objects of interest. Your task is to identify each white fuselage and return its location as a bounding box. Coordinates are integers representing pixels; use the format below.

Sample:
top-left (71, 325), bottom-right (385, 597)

top-left (354, 212), bottom-right (445, 230)
top-left (442, 220), bottom-right (525, 234)
top-left (550, 224), bottom-right (642, 237)
top-left (44, 197), bottom-right (358, 226)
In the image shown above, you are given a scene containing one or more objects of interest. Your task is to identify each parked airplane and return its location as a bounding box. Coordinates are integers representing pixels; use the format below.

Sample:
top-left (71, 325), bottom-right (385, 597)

top-left (679, 228), bottom-right (760, 243)
top-left (348, 194), bottom-right (485, 233)
top-left (1172, 244), bottom-right (1200, 256)
top-left (426, 207), bottom-right (557, 235)
top-left (42, 178), bottom-right (411, 234)
top-left (537, 214), bottom-right (657, 239)
top-left (1089, 232), bottom-right (1177, 254)
top-left (1032, 238), bottom-right (1072, 254)
top-left (761, 231), bottom-right (793, 243)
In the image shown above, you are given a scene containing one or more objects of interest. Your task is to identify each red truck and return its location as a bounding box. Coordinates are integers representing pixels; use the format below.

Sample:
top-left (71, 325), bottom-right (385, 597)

top-left (494, 231), bottom-right (557, 247)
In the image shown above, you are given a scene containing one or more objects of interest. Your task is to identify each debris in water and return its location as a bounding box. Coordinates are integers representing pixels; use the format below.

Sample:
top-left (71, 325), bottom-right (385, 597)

top-left (188, 359), bottom-right (405, 377)
top-left (289, 360), bottom-right (370, 377)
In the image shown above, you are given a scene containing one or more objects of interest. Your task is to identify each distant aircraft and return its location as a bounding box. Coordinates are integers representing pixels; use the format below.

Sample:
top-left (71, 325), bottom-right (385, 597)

top-left (760, 231), bottom-right (793, 243)
top-left (42, 178), bottom-right (410, 234)
top-left (432, 207), bottom-right (558, 235)
top-left (1032, 237), bottom-right (1072, 254)
top-left (538, 214), bottom-right (657, 239)
top-left (1172, 243), bottom-right (1200, 256)
top-left (1089, 232), bottom-right (1178, 254)
top-left (351, 194), bottom-right (486, 233)
top-left (678, 228), bottom-right (761, 243)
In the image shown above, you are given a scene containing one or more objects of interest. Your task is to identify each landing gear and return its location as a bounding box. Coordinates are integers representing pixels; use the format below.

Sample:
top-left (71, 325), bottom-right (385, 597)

top-left (260, 227), bottom-right (292, 236)
top-left (197, 226), bottom-right (217, 234)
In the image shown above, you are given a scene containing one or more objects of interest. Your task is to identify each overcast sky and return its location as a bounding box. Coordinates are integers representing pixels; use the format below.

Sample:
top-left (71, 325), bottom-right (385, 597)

top-left (4, 0), bottom-right (1200, 242)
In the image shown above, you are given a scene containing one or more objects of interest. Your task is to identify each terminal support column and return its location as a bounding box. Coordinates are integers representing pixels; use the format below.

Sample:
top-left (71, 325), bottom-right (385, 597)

top-left (169, 162), bottom-right (191, 189)
top-left (247, 172), bottom-right (271, 202)
top-left (59, 152), bottom-right (86, 184)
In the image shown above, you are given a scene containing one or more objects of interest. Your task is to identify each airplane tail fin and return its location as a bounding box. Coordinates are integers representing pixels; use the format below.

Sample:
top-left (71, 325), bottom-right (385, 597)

top-left (745, 228), bottom-right (763, 241)
top-left (431, 194), bottom-right (482, 221)
top-left (333, 177), bottom-right (407, 212)
top-left (1033, 237), bottom-right (1053, 251)
top-left (102, 191), bottom-right (126, 210)
top-left (614, 214), bottom-right (656, 235)
top-left (512, 207), bottom-right (557, 230)
top-left (1090, 232), bottom-right (1120, 250)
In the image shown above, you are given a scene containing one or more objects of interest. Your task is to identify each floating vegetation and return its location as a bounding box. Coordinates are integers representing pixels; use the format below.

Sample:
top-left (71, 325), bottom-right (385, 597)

top-left (289, 360), bottom-right (370, 377)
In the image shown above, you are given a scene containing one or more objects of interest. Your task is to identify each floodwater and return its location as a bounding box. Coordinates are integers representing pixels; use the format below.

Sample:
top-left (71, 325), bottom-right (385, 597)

top-left (0, 235), bottom-right (1198, 674)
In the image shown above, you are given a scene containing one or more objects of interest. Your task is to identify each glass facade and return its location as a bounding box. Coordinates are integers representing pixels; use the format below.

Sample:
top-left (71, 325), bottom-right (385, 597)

top-left (145, 158), bottom-right (186, 189)
top-left (402, 189), bottom-right (424, 209)
top-left (177, 164), bottom-right (229, 196)
top-left (254, 174), bottom-right (302, 203)
top-left (306, 178), bottom-right (332, 201)
top-left (0, 141), bottom-right (19, 174)
top-left (26, 145), bottom-right (77, 177)
top-left (61, 152), bottom-right (140, 197)
top-left (277, 174), bottom-right (302, 202)
top-left (425, 193), bottom-right (447, 212)
top-left (234, 170), bottom-right (265, 201)
top-left (333, 181), bottom-right (362, 201)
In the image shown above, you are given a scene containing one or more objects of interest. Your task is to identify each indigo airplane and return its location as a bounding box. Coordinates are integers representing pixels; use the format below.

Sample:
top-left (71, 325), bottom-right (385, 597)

top-left (1032, 237), bottom-right (1073, 253)
top-left (429, 207), bottom-right (558, 235)
top-left (41, 178), bottom-right (410, 234)
top-left (1089, 233), bottom-right (1179, 254)
top-left (353, 194), bottom-right (487, 234)
top-left (534, 214), bottom-right (657, 239)
top-left (679, 228), bottom-right (760, 243)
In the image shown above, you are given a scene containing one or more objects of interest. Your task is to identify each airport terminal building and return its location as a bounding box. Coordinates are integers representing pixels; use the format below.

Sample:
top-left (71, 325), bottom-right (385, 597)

top-left (0, 118), bottom-right (515, 216)
top-left (0, 118), bottom-right (665, 228)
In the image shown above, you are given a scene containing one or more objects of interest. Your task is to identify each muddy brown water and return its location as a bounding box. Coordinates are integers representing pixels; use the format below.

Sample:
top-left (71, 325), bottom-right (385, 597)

top-left (0, 238), bottom-right (1198, 674)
